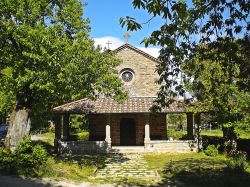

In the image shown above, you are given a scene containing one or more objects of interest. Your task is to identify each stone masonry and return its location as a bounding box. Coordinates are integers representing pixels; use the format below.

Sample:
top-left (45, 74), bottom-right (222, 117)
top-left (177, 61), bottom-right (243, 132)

top-left (89, 114), bottom-right (167, 146)
top-left (116, 46), bottom-right (160, 97)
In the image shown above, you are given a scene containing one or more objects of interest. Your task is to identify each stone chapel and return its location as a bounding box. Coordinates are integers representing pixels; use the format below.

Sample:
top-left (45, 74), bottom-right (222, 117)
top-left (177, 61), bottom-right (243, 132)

top-left (53, 43), bottom-right (199, 153)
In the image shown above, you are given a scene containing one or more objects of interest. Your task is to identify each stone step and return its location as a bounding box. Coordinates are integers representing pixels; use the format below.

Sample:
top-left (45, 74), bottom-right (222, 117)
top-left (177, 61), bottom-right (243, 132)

top-left (111, 146), bottom-right (145, 153)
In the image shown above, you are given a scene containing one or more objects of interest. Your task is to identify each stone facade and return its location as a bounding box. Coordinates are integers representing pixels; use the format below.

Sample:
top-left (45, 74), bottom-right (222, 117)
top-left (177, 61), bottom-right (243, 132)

top-left (116, 46), bottom-right (159, 97)
top-left (89, 114), bottom-right (167, 146)
top-left (53, 44), bottom-right (198, 153)
top-left (88, 45), bottom-right (167, 146)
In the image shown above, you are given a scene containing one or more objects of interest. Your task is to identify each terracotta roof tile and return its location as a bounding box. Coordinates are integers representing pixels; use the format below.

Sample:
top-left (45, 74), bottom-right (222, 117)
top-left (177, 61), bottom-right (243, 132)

top-left (53, 97), bottom-right (188, 114)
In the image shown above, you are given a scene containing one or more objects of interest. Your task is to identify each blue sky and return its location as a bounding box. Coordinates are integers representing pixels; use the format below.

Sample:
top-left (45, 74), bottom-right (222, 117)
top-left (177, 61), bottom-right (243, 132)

top-left (84, 0), bottom-right (162, 57)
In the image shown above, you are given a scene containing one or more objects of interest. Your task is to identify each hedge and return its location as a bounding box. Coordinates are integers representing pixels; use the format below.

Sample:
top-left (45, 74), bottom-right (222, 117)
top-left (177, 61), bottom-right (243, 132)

top-left (202, 135), bottom-right (250, 158)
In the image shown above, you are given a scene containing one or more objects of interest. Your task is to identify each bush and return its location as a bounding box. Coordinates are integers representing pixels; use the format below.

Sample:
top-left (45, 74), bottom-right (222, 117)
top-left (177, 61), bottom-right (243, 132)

top-left (167, 129), bottom-right (186, 140)
top-left (204, 145), bottom-right (219, 156)
top-left (15, 137), bottom-right (48, 175)
top-left (0, 137), bottom-right (48, 176)
top-left (77, 131), bottom-right (89, 140)
top-left (0, 147), bottom-right (15, 173)
top-left (227, 151), bottom-right (248, 173)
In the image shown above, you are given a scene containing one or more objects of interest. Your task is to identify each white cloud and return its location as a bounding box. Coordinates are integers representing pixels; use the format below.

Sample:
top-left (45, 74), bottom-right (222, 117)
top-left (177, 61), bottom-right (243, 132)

top-left (94, 36), bottom-right (124, 50)
top-left (93, 36), bottom-right (160, 58)
top-left (137, 47), bottom-right (160, 58)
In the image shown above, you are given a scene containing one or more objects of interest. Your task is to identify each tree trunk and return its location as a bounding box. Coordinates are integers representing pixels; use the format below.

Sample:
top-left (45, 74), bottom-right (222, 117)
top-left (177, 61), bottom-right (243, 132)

top-left (4, 108), bottom-right (31, 151)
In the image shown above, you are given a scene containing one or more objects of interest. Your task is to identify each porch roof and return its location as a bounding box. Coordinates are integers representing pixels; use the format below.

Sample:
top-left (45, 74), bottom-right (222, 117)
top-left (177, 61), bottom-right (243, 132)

top-left (53, 97), bottom-right (189, 114)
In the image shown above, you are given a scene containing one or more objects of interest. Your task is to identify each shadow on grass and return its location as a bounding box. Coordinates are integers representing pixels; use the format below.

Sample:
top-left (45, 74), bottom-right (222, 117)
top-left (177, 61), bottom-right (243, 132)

top-left (154, 158), bottom-right (250, 187)
top-left (55, 153), bottom-right (130, 170)
top-left (0, 175), bottom-right (53, 187)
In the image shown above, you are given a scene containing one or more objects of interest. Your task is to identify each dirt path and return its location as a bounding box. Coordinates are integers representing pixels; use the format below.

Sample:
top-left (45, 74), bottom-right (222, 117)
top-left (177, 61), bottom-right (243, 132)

top-left (0, 175), bottom-right (116, 187)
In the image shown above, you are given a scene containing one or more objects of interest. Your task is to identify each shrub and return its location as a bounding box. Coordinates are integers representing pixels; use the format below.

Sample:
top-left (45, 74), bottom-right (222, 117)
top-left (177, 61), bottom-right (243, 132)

top-left (167, 129), bottom-right (186, 140)
top-left (0, 137), bottom-right (48, 176)
top-left (0, 147), bottom-right (14, 174)
top-left (77, 131), bottom-right (89, 141)
top-left (227, 151), bottom-right (248, 173)
top-left (15, 138), bottom-right (48, 175)
top-left (204, 145), bottom-right (219, 156)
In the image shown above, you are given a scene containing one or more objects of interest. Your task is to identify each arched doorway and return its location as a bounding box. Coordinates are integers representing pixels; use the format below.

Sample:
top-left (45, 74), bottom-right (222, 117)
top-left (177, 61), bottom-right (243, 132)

top-left (120, 118), bottom-right (136, 145)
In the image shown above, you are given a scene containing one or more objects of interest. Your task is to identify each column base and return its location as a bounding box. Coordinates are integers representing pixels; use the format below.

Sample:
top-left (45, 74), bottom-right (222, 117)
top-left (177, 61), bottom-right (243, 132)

top-left (105, 138), bottom-right (112, 148)
top-left (144, 138), bottom-right (150, 143)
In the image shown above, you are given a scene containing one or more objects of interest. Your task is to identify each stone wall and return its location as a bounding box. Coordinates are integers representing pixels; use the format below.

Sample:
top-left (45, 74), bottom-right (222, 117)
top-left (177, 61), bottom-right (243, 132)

top-left (116, 47), bottom-right (160, 97)
top-left (88, 113), bottom-right (167, 146)
top-left (144, 140), bottom-right (198, 153)
top-left (58, 140), bottom-right (197, 154)
top-left (88, 114), bottom-right (106, 141)
top-left (150, 114), bottom-right (167, 140)
top-left (59, 140), bottom-right (110, 154)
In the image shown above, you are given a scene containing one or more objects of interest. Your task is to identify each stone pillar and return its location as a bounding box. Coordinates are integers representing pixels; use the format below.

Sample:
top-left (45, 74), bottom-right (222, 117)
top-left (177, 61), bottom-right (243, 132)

top-left (63, 114), bottom-right (70, 141)
top-left (144, 114), bottom-right (150, 143)
top-left (195, 113), bottom-right (202, 152)
top-left (53, 114), bottom-right (62, 153)
top-left (186, 113), bottom-right (194, 139)
top-left (105, 115), bottom-right (111, 148)
top-left (144, 124), bottom-right (150, 142)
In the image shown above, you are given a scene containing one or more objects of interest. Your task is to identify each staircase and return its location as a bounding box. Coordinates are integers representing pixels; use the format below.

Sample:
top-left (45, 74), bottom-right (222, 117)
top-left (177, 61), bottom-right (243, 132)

top-left (111, 146), bottom-right (145, 153)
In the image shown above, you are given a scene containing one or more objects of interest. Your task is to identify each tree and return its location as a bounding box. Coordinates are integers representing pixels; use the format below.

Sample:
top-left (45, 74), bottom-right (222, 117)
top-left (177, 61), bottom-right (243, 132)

top-left (120, 0), bottom-right (249, 124)
top-left (182, 37), bottom-right (250, 124)
top-left (0, 0), bottom-right (126, 150)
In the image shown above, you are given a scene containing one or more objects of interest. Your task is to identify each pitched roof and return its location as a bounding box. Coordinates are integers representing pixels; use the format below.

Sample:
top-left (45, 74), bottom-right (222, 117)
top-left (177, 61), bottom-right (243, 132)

top-left (113, 43), bottom-right (160, 63)
top-left (53, 97), bottom-right (188, 114)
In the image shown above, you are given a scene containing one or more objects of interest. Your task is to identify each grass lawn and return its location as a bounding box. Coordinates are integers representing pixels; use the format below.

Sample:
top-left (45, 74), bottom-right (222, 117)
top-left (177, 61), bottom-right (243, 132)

top-left (144, 153), bottom-right (250, 187)
top-left (40, 152), bottom-right (250, 186)
top-left (29, 132), bottom-right (250, 186)
top-left (201, 129), bottom-right (250, 139)
top-left (201, 129), bottom-right (223, 137)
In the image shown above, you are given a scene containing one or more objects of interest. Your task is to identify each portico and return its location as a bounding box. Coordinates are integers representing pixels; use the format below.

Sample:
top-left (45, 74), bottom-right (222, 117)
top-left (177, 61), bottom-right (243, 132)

top-left (52, 43), bottom-right (201, 154)
top-left (53, 97), bottom-right (199, 153)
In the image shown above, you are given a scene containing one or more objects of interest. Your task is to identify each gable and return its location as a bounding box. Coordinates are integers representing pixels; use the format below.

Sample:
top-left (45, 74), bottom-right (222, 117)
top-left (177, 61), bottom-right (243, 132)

top-left (114, 44), bottom-right (160, 97)
top-left (114, 43), bottom-right (159, 63)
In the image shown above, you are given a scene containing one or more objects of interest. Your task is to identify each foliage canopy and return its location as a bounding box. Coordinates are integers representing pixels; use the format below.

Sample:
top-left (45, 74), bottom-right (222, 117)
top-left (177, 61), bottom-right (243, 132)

top-left (121, 0), bottom-right (249, 124)
top-left (0, 0), bottom-right (126, 126)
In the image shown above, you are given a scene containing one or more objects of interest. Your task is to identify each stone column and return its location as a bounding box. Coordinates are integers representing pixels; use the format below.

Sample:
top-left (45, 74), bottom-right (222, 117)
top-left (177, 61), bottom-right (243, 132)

top-left (105, 115), bottom-right (111, 148)
top-left (144, 124), bottom-right (150, 142)
top-left (63, 114), bottom-right (70, 141)
top-left (144, 114), bottom-right (150, 143)
top-left (53, 114), bottom-right (62, 153)
top-left (195, 113), bottom-right (202, 152)
top-left (186, 113), bottom-right (194, 139)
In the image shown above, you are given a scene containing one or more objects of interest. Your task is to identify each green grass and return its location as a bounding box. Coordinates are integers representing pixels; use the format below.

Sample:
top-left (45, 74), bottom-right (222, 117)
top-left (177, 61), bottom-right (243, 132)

top-left (33, 156), bottom-right (100, 184)
top-left (237, 130), bottom-right (250, 139)
top-left (144, 153), bottom-right (250, 187)
top-left (40, 132), bottom-right (55, 145)
top-left (201, 129), bottom-right (223, 137)
top-left (167, 129), bottom-right (187, 140)
top-left (30, 132), bottom-right (250, 186)
top-left (201, 129), bottom-right (250, 139)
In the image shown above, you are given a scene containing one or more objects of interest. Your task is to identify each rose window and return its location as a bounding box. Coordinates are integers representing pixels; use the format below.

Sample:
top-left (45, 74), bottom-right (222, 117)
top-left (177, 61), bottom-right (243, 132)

top-left (121, 70), bottom-right (133, 82)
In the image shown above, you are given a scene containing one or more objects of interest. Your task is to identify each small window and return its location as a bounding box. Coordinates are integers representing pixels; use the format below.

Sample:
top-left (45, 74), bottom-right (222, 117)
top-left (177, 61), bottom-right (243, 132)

top-left (120, 69), bottom-right (134, 83)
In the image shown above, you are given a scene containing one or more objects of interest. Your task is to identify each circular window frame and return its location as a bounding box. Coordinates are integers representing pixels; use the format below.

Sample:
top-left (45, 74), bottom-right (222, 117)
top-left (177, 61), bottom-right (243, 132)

top-left (120, 68), bottom-right (135, 84)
